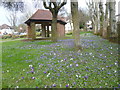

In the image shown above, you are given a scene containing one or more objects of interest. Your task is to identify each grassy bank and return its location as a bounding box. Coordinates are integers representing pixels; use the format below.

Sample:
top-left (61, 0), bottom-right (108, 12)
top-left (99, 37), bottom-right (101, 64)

top-left (2, 33), bottom-right (119, 88)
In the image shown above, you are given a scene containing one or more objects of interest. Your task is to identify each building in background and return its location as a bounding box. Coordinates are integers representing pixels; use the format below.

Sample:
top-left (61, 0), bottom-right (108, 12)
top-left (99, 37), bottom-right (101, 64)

top-left (118, 1), bottom-right (120, 21)
top-left (0, 24), bottom-right (14, 35)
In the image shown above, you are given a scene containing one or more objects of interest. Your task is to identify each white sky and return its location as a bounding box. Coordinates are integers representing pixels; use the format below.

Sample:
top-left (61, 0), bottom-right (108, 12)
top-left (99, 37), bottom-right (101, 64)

top-left (0, 0), bottom-right (119, 26)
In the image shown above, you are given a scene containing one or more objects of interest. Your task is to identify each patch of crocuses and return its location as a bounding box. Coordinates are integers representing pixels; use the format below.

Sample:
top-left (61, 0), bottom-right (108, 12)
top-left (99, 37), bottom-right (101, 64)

top-left (2, 33), bottom-right (119, 88)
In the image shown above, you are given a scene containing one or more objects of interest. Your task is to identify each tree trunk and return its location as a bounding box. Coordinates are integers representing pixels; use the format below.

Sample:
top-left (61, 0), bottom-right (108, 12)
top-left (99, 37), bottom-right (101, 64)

top-left (71, 1), bottom-right (81, 50)
top-left (99, 2), bottom-right (104, 36)
top-left (109, 1), bottom-right (116, 39)
top-left (102, 1), bottom-right (109, 38)
top-left (117, 21), bottom-right (120, 44)
top-left (94, 2), bottom-right (99, 35)
top-left (51, 13), bottom-right (58, 42)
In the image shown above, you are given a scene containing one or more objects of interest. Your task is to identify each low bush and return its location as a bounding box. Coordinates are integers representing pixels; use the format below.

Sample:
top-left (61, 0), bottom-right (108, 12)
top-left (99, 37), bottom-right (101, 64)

top-left (66, 32), bottom-right (72, 35)
top-left (2, 35), bottom-right (12, 39)
top-left (2, 34), bottom-right (27, 39)
top-left (19, 35), bottom-right (27, 38)
top-left (11, 35), bottom-right (19, 39)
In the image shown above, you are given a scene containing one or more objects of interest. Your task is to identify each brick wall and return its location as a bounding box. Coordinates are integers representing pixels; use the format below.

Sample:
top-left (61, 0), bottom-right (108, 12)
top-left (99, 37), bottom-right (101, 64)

top-left (57, 23), bottom-right (65, 38)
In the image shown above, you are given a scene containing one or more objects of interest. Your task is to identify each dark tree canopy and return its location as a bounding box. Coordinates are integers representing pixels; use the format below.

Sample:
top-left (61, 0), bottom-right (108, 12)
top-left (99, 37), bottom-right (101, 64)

top-left (43, 0), bottom-right (67, 14)
top-left (2, 1), bottom-right (24, 12)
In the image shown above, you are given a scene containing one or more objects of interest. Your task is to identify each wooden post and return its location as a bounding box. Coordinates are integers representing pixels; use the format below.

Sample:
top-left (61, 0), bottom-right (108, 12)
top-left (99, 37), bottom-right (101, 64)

top-left (42, 24), bottom-right (46, 37)
top-left (117, 21), bottom-right (120, 44)
top-left (107, 26), bottom-right (110, 39)
top-left (47, 25), bottom-right (49, 37)
top-left (31, 22), bottom-right (36, 40)
top-left (27, 24), bottom-right (32, 39)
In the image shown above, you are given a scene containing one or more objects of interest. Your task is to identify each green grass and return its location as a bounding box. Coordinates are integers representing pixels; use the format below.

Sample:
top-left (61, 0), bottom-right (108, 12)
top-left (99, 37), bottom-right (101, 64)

top-left (0, 38), bottom-right (26, 42)
top-left (80, 31), bottom-right (93, 34)
top-left (65, 31), bottom-right (93, 38)
top-left (2, 33), bottom-right (119, 88)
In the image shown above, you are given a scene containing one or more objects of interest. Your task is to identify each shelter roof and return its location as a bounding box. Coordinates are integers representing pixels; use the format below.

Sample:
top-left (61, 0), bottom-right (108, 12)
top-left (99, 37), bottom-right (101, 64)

top-left (25, 9), bottom-right (66, 25)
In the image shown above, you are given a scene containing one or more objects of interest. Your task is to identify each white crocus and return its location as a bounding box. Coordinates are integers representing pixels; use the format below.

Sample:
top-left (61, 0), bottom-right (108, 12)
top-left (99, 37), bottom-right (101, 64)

top-left (29, 65), bottom-right (33, 67)
top-left (47, 73), bottom-right (50, 77)
top-left (70, 58), bottom-right (73, 60)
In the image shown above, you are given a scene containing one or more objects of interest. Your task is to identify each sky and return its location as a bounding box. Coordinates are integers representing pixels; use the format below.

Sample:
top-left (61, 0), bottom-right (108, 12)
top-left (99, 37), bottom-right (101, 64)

top-left (0, 0), bottom-right (119, 26)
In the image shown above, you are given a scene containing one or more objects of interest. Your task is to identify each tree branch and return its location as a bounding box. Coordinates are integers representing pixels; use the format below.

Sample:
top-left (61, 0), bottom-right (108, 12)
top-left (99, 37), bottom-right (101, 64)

top-left (58, 0), bottom-right (67, 10)
top-left (43, 0), bottom-right (51, 9)
top-left (43, 0), bottom-right (54, 13)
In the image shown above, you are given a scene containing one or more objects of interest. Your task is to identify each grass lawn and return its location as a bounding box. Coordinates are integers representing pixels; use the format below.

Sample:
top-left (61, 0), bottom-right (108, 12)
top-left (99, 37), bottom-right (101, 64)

top-left (2, 33), bottom-right (119, 88)
top-left (0, 38), bottom-right (26, 42)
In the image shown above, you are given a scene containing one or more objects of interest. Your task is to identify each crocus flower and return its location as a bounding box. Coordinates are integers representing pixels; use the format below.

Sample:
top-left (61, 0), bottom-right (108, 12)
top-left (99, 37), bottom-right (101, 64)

top-left (30, 70), bottom-right (34, 74)
top-left (16, 86), bottom-right (19, 88)
top-left (22, 77), bottom-right (24, 79)
top-left (106, 66), bottom-right (109, 68)
top-left (64, 58), bottom-right (67, 61)
top-left (29, 65), bottom-right (33, 67)
top-left (70, 64), bottom-right (72, 67)
top-left (31, 67), bottom-right (34, 70)
top-left (31, 77), bottom-right (35, 79)
top-left (84, 76), bottom-right (88, 79)
top-left (66, 84), bottom-right (69, 87)
top-left (52, 84), bottom-right (56, 87)
top-left (70, 58), bottom-right (73, 60)
top-left (76, 64), bottom-right (79, 67)
top-left (44, 71), bottom-right (47, 74)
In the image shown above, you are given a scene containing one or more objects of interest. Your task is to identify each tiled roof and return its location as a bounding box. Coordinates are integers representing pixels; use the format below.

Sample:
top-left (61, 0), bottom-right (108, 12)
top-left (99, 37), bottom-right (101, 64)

top-left (30, 9), bottom-right (52, 20)
top-left (0, 24), bottom-right (12, 29)
top-left (25, 9), bottom-right (66, 24)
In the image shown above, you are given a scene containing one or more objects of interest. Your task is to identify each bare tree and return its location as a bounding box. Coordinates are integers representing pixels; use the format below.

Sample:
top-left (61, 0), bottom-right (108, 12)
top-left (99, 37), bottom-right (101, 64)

top-left (71, 0), bottom-right (82, 50)
top-left (102, 1), bottom-right (109, 38)
top-left (99, 1), bottom-right (104, 36)
top-left (2, 1), bottom-right (24, 31)
top-left (86, 0), bottom-right (99, 34)
top-left (108, 1), bottom-right (116, 39)
top-left (6, 10), bottom-right (17, 31)
top-left (78, 8), bottom-right (89, 30)
top-left (43, 0), bottom-right (67, 42)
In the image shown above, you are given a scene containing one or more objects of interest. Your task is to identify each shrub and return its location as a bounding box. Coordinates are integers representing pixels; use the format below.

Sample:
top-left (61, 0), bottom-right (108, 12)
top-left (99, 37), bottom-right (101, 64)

top-left (80, 24), bottom-right (84, 29)
top-left (11, 35), bottom-right (19, 39)
top-left (36, 32), bottom-right (41, 36)
top-left (2, 35), bottom-right (12, 39)
top-left (66, 32), bottom-right (72, 35)
top-left (19, 35), bottom-right (27, 38)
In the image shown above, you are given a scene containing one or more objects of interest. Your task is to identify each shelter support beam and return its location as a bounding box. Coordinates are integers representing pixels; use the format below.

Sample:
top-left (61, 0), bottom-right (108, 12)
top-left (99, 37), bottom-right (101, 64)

top-left (42, 24), bottom-right (46, 37)
top-left (27, 22), bottom-right (36, 40)
top-left (47, 25), bottom-right (49, 37)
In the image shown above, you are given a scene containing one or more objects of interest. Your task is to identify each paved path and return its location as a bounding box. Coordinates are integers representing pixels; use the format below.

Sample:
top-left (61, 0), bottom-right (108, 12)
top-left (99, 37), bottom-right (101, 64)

top-left (0, 39), bottom-right (25, 42)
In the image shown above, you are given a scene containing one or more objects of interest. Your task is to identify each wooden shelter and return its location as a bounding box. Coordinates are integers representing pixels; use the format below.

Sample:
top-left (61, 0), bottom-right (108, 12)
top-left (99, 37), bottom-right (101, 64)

top-left (25, 9), bottom-right (66, 40)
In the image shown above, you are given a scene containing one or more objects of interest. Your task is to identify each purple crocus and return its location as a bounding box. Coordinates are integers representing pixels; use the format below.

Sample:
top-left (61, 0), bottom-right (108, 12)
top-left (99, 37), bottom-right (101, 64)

top-left (73, 82), bottom-right (76, 85)
top-left (44, 71), bottom-right (47, 74)
top-left (76, 64), bottom-right (79, 67)
top-left (22, 77), bottom-right (24, 79)
top-left (31, 77), bottom-right (35, 79)
top-left (66, 84), bottom-right (69, 87)
top-left (52, 84), bottom-right (56, 87)
top-left (30, 70), bottom-right (34, 74)
top-left (118, 84), bottom-right (120, 87)
top-left (31, 67), bottom-right (34, 69)
top-left (106, 66), bottom-right (109, 68)
top-left (84, 76), bottom-right (88, 79)
top-left (64, 58), bottom-right (67, 61)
